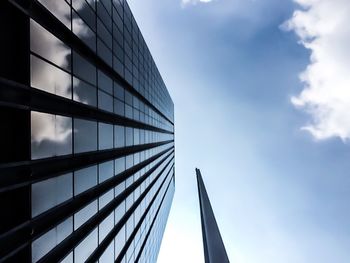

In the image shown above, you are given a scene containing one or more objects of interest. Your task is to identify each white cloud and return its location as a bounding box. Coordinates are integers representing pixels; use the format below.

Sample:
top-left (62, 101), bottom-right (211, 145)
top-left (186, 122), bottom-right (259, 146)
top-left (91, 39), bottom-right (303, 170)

top-left (181, 0), bottom-right (214, 7)
top-left (284, 0), bottom-right (350, 141)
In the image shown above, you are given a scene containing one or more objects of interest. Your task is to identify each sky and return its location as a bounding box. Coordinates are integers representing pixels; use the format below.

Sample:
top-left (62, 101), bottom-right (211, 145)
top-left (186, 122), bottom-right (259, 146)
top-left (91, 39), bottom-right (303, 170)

top-left (127, 0), bottom-right (350, 262)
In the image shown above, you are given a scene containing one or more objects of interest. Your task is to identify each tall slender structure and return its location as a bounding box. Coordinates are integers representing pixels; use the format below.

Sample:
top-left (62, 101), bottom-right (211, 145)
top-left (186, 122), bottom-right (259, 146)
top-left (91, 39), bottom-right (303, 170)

top-left (0, 0), bottom-right (174, 262)
top-left (196, 168), bottom-right (230, 263)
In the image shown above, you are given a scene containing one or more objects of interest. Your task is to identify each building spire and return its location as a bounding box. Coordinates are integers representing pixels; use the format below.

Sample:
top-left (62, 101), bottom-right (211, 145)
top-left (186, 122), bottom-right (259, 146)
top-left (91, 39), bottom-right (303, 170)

top-left (196, 168), bottom-right (230, 263)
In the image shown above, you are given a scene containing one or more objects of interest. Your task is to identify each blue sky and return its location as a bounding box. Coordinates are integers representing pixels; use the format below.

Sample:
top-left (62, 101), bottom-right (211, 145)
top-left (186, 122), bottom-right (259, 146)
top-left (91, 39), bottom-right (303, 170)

top-left (128, 0), bottom-right (350, 262)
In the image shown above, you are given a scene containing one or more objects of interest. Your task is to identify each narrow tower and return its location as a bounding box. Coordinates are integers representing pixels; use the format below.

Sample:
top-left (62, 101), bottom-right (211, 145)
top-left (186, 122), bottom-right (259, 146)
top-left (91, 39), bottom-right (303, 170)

top-left (196, 168), bottom-right (230, 263)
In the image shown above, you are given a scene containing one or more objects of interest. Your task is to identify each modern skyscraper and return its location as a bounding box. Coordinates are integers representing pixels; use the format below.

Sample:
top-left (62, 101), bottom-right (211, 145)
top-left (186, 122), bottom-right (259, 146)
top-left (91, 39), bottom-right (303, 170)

top-left (0, 1), bottom-right (175, 262)
top-left (196, 169), bottom-right (230, 263)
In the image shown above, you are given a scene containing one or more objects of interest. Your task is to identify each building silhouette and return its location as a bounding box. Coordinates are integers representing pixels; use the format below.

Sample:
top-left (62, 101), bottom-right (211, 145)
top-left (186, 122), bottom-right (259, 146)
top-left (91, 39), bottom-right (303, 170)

top-left (0, 0), bottom-right (174, 262)
top-left (196, 169), bottom-right (230, 263)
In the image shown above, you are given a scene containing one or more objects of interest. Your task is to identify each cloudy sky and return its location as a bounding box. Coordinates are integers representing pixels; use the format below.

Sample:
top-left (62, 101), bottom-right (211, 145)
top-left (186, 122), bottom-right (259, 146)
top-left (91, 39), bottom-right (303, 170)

top-left (128, 0), bottom-right (350, 262)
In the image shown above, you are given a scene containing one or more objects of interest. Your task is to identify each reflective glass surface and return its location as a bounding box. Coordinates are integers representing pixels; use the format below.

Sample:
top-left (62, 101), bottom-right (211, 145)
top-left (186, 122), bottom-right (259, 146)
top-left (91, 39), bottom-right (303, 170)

top-left (31, 111), bottom-right (72, 159)
top-left (98, 122), bottom-right (113, 150)
top-left (32, 173), bottom-right (73, 217)
top-left (114, 125), bottom-right (125, 148)
top-left (30, 20), bottom-right (71, 71)
top-left (99, 160), bottom-right (114, 183)
top-left (74, 165), bottom-right (98, 195)
top-left (74, 118), bottom-right (97, 153)
top-left (32, 217), bottom-right (73, 262)
top-left (31, 55), bottom-right (71, 99)
top-left (73, 51), bottom-right (96, 85)
top-left (38, 0), bottom-right (71, 28)
top-left (26, 1), bottom-right (175, 262)
top-left (74, 228), bottom-right (98, 263)
top-left (73, 77), bottom-right (97, 107)
top-left (74, 200), bottom-right (98, 230)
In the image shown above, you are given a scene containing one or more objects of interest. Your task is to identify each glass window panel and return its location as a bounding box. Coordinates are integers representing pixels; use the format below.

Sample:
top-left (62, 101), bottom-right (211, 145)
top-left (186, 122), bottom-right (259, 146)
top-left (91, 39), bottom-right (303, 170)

top-left (32, 217), bottom-right (72, 263)
top-left (72, 11), bottom-right (96, 52)
top-left (73, 51), bottom-right (96, 85)
top-left (132, 97), bottom-right (139, 109)
top-left (98, 70), bottom-right (113, 94)
top-left (97, 19), bottom-right (112, 49)
top-left (126, 191), bottom-right (134, 210)
top-left (115, 28), bottom-right (123, 48)
top-left (74, 228), bottom-right (98, 263)
top-left (126, 216), bottom-right (134, 239)
top-left (74, 200), bottom-right (98, 230)
top-left (101, 0), bottom-right (112, 15)
top-left (114, 226), bottom-right (125, 259)
top-left (30, 20), bottom-right (71, 71)
top-left (99, 241), bottom-right (114, 263)
top-left (31, 111), bottom-right (72, 159)
top-left (125, 155), bottom-right (133, 170)
top-left (99, 160), bottom-right (114, 183)
top-left (114, 82), bottom-right (124, 101)
top-left (60, 252), bottom-right (73, 263)
top-left (133, 129), bottom-right (139, 145)
top-left (126, 240), bottom-right (134, 263)
top-left (97, 3), bottom-right (112, 31)
top-left (115, 200), bottom-right (125, 225)
top-left (124, 28), bottom-right (132, 47)
top-left (125, 104), bottom-right (133, 119)
top-left (72, 0), bottom-right (96, 31)
top-left (73, 77), bottom-right (97, 107)
top-left (98, 122), bottom-right (113, 150)
top-left (114, 182), bottom-right (125, 198)
top-left (74, 165), bottom-right (97, 195)
top-left (133, 153), bottom-right (140, 166)
top-left (114, 155), bottom-right (125, 174)
top-left (32, 173), bottom-right (73, 217)
top-left (125, 127), bottom-right (133, 146)
top-left (113, 58), bottom-right (124, 77)
top-left (114, 98), bottom-right (125, 116)
top-left (86, 0), bottom-right (96, 10)
top-left (37, 0), bottom-right (71, 29)
top-left (114, 125), bottom-right (125, 148)
top-left (125, 176), bottom-right (133, 188)
top-left (114, 0), bottom-right (123, 18)
top-left (112, 8), bottom-right (123, 33)
top-left (124, 54), bottom-right (132, 72)
top-left (99, 211), bottom-right (114, 243)
top-left (74, 118), bottom-right (97, 153)
top-left (31, 55), bottom-right (71, 99)
top-left (98, 90), bottom-right (114, 113)
top-left (97, 40), bottom-right (113, 67)
top-left (55, 115), bottom-right (73, 156)
top-left (99, 188), bottom-right (114, 210)
top-left (113, 40), bottom-right (124, 61)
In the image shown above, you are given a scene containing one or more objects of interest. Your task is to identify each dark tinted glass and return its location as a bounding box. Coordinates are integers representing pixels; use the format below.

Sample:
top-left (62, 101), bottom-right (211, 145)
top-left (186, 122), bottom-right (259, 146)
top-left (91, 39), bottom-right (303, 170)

top-left (73, 51), bottom-right (96, 85)
top-left (98, 122), bottom-right (113, 150)
top-left (73, 77), bottom-right (97, 107)
top-left (74, 118), bottom-right (97, 153)
top-left (98, 70), bottom-right (113, 94)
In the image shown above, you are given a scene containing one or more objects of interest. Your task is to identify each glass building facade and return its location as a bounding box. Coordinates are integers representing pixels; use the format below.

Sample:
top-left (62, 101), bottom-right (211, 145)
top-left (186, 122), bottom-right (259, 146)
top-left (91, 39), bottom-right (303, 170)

top-left (0, 0), bottom-right (174, 262)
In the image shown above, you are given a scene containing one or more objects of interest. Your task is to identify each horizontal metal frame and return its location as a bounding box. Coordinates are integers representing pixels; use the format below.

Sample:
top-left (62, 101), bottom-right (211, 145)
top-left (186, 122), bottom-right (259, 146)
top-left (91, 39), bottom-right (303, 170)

top-left (0, 77), bottom-right (173, 135)
top-left (7, 0), bottom-right (174, 126)
top-left (134, 175), bottom-right (174, 263)
top-left (38, 155), bottom-right (174, 263)
top-left (117, 170), bottom-right (174, 263)
top-left (87, 160), bottom-right (174, 263)
top-left (0, 148), bottom-right (174, 261)
top-left (0, 139), bottom-right (174, 193)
